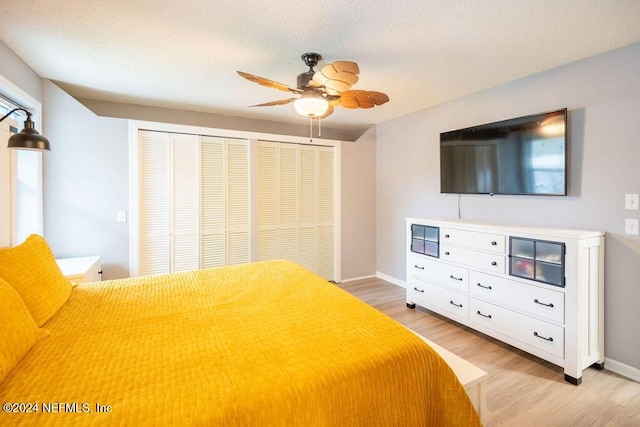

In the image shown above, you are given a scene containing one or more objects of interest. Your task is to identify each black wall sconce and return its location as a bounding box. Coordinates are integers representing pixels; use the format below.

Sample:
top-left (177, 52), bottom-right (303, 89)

top-left (0, 108), bottom-right (50, 151)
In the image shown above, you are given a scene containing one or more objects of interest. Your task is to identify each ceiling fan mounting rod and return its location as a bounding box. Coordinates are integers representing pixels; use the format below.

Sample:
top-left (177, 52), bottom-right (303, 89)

top-left (301, 52), bottom-right (322, 70)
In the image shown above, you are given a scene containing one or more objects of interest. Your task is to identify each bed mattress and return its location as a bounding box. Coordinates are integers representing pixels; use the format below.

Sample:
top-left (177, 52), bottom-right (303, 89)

top-left (0, 260), bottom-right (480, 426)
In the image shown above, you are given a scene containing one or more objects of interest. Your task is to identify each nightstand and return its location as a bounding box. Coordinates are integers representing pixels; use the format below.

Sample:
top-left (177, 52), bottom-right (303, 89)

top-left (56, 256), bottom-right (102, 282)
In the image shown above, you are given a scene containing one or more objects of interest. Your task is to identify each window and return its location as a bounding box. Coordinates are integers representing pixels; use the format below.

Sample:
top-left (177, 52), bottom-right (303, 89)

top-left (0, 90), bottom-right (44, 246)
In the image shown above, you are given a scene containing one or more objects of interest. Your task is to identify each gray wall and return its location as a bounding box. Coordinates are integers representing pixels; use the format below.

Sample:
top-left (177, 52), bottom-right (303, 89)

top-left (376, 42), bottom-right (640, 370)
top-left (78, 98), bottom-right (365, 142)
top-left (341, 126), bottom-right (377, 280)
top-left (0, 40), bottom-right (41, 102)
top-left (40, 81), bottom-right (378, 281)
top-left (42, 81), bottom-right (130, 279)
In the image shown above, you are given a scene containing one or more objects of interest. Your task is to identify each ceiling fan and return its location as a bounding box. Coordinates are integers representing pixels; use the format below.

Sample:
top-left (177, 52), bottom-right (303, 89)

top-left (237, 53), bottom-right (389, 120)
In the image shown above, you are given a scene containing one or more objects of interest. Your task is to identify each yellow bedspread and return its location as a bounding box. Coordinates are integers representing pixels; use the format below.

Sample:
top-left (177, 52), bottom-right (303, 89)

top-left (0, 260), bottom-right (480, 426)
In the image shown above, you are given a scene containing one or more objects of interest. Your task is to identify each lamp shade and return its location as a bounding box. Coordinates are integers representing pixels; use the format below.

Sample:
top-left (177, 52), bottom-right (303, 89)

top-left (3, 110), bottom-right (50, 151)
top-left (294, 96), bottom-right (329, 118)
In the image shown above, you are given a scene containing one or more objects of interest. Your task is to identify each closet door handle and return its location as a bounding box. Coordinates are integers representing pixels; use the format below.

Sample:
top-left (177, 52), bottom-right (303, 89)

top-left (476, 283), bottom-right (492, 290)
top-left (476, 310), bottom-right (492, 319)
top-left (449, 301), bottom-right (463, 308)
top-left (534, 332), bottom-right (554, 342)
top-left (534, 299), bottom-right (554, 308)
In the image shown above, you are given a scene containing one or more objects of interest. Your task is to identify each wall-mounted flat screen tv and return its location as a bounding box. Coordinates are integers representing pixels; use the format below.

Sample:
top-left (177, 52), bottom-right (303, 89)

top-left (440, 109), bottom-right (567, 195)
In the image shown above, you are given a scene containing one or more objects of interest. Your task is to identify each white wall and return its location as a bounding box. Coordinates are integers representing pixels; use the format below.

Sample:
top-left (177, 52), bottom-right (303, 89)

top-left (376, 42), bottom-right (640, 370)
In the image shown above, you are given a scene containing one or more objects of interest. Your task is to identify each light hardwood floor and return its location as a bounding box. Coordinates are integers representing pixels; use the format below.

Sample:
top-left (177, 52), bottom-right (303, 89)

top-left (338, 277), bottom-right (640, 427)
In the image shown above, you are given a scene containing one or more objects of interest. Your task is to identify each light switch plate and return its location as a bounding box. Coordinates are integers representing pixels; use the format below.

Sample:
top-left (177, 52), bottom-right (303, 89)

top-left (117, 211), bottom-right (127, 223)
top-left (625, 218), bottom-right (639, 235)
top-left (625, 194), bottom-right (639, 210)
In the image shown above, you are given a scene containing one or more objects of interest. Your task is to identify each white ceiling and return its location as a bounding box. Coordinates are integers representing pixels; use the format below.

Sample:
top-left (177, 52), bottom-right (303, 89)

top-left (1, 0), bottom-right (640, 133)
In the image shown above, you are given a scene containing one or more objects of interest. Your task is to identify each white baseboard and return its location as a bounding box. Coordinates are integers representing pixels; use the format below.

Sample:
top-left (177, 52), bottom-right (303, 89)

top-left (604, 357), bottom-right (640, 383)
top-left (340, 274), bottom-right (376, 283)
top-left (375, 271), bottom-right (406, 288)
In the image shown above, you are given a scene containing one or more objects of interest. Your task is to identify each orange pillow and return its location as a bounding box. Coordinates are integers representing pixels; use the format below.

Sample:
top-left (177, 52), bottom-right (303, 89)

top-left (0, 234), bottom-right (72, 326)
top-left (0, 276), bottom-right (49, 383)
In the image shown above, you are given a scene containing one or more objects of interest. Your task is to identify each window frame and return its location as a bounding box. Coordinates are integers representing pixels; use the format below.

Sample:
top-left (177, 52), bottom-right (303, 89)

top-left (0, 73), bottom-right (44, 246)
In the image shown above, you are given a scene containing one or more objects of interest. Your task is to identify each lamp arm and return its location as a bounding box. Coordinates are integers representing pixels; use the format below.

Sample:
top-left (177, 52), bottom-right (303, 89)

top-left (0, 108), bottom-right (30, 124)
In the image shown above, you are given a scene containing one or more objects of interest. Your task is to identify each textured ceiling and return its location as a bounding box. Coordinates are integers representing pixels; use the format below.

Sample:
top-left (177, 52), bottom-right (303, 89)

top-left (1, 0), bottom-right (640, 133)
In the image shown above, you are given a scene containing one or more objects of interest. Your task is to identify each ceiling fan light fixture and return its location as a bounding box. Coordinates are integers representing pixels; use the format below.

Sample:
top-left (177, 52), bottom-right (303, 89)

top-left (294, 95), bottom-right (329, 118)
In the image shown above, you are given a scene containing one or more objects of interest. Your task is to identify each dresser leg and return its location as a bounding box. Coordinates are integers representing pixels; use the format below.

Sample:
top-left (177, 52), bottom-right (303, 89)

top-left (406, 303), bottom-right (416, 309)
top-left (564, 374), bottom-right (582, 386)
top-left (591, 361), bottom-right (605, 370)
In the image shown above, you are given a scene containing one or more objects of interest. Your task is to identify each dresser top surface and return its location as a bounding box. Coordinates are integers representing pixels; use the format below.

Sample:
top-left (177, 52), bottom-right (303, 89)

top-left (56, 256), bottom-right (101, 275)
top-left (407, 217), bottom-right (605, 239)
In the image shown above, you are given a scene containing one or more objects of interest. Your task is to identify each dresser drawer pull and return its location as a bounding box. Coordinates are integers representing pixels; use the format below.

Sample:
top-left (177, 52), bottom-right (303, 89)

top-left (444, 234), bottom-right (450, 238)
top-left (491, 261), bottom-right (498, 266)
top-left (476, 310), bottom-right (492, 319)
top-left (449, 275), bottom-right (463, 281)
top-left (534, 299), bottom-right (554, 308)
top-left (476, 283), bottom-right (492, 290)
top-left (413, 265), bottom-right (425, 270)
top-left (444, 251), bottom-right (450, 256)
top-left (534, 331), bottom-right (554, 342)
top-left (449, 300), bottom-right (463, 308)
top-left (491, 241), bottom-right (497, 246)
top-left (413, 287), bottom-right (424, 293)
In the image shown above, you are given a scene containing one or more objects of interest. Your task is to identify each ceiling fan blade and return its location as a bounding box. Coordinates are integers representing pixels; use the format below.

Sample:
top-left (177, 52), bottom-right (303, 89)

top-left (237, 71), bottom-right (302, 94)
top-left (250, 98), bottom-right (297, 107)
top-left (337, 90), bottom-right (390, 109)
top-left (312, 61), bottom-right (360, 94)
top-left (330, 61), bottom-right (360, 74)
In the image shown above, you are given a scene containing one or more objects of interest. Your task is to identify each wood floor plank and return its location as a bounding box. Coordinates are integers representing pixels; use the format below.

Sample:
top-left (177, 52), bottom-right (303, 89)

top-left (338, 277), bottom-right (640, 426)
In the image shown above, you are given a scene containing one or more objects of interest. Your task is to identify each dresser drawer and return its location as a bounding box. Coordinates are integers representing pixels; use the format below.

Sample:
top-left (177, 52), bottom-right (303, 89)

top-left (440, 244), bottom-right (505, 274)
top-left (408, 254), bottom-right (468, 292)
top-left (470, 298), bottom-right (564, 359)
top-left (441, 228), bottom-right (506, 253)
top-left (409, 278), bottom-right (469, 320)
top-left (470, 271), bottom-right (564, 323)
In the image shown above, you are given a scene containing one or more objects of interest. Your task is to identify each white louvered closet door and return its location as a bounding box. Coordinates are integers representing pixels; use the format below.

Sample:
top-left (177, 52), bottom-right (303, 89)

top-left (298, 145), bottom-right (318, 273)
top-left (201, 136), bottom-right (249, 267)
top-left (139, 131), bottom-right (171, 275)
top-left (201, 136), bottom-right (225, 268)
top-left (257, 141), bottom-right (335, 281)
top-left (138, 131), bottom-right (249, 275)
top-left (318, 146), bottom-right (335, 280)
top-left (278, 144), bottom-right (299, 263)
top-left (257, 142), bottom-right (278, 261)
top-left (225, 139), bottom-right (249, 265)
top-left (171, 133), bottom-right (200, 272)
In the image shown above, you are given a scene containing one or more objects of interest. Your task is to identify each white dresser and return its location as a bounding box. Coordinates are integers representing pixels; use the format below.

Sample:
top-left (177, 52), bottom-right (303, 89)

top-left (406, 218), bottom-right (604, 385)
top-left (56, 256), bottom-right (102, 282)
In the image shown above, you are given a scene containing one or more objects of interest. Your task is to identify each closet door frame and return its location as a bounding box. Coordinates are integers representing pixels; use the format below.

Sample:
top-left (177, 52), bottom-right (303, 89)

top-left (129, 120), bottom-right (341, 280)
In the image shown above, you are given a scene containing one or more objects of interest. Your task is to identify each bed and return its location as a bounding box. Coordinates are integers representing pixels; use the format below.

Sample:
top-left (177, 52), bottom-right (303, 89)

top-left (0, 235), bottom-right (480, 426)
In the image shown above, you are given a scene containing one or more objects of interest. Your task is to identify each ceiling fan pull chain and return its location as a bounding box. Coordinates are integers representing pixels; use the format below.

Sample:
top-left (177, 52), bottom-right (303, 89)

top-left (309, 116), bottom-right (313, 142)
top-left (318, 117), bottom-right (322, 137)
